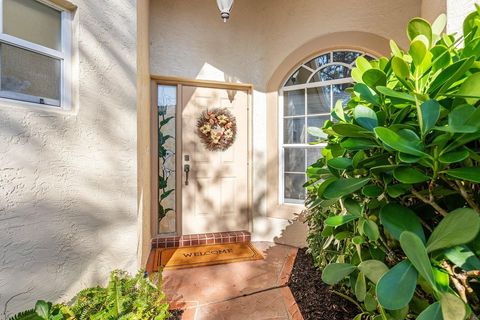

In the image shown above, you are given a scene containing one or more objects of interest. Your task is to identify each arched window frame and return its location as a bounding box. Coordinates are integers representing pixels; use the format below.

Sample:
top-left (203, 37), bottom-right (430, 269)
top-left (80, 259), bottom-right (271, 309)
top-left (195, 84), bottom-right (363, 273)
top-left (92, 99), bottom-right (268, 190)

top-left (279, 49), bottom-right (375, 204)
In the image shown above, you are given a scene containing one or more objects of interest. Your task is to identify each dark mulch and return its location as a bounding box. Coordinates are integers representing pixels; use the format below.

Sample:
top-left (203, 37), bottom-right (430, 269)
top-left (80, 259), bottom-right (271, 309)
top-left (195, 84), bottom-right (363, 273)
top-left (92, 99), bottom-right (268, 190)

top-left (167, 309), bottom-right (183, 320)
top-left (288, 248), bottom-right (359, 320)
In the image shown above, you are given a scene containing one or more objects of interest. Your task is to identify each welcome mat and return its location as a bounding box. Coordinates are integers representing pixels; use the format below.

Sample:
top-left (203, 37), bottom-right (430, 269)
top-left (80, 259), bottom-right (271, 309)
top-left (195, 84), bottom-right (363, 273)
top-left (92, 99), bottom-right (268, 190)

top-left (154, 242), bottom-right (264, 270)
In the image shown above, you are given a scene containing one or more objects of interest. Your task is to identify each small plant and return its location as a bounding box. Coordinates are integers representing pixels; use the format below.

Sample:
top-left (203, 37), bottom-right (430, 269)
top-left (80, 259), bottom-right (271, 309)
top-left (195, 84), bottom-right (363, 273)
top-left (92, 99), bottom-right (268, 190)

top-left (7, 300), bottom-right (73, 320)
top-left (306, 7), bottom-right (480, 320)
top-left (8, 271), bottom-right (170, 320)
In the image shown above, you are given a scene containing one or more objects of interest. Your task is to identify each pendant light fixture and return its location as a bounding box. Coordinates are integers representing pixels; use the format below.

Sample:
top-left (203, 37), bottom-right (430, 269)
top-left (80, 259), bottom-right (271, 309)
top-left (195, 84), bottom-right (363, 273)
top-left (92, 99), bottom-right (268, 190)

top-left (216, 0), bottom-right (234, 22)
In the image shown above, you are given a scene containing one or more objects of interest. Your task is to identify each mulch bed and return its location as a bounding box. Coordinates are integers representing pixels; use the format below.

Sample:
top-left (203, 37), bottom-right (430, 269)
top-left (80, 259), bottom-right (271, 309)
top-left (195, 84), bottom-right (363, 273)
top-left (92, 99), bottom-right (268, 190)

top-left (288, 248), bottom-right (359, 320)
top-left (167, 309), bottom-right (183, 320)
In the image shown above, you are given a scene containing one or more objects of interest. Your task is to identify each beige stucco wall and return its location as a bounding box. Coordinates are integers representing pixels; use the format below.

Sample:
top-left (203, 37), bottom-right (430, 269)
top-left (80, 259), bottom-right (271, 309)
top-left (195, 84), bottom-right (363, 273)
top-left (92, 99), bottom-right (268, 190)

top-left (0, 0), bottom-right (137, 315)
top-left (149, 0), bottom-right (421, 246)
top-left (421, 0), bottom-right (447, 23)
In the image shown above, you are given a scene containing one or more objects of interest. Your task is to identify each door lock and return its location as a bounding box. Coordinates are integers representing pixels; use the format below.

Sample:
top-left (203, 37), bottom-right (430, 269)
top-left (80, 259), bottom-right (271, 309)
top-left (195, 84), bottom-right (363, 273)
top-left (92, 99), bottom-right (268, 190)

top-left (184, 164), bottom-right (190, 185)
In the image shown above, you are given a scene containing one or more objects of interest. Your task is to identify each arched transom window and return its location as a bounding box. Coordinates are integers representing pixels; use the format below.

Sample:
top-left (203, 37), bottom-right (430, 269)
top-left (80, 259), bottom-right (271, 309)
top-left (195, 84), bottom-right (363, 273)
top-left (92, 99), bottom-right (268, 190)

top-left (280, 50), bottom-right (375, 203)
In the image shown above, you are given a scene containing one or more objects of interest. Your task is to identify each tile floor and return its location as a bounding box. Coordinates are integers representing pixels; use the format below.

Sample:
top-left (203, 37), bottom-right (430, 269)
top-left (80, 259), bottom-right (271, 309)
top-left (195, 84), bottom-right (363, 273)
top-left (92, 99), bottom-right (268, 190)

top-left (162, 242), bottom-right (302, 320)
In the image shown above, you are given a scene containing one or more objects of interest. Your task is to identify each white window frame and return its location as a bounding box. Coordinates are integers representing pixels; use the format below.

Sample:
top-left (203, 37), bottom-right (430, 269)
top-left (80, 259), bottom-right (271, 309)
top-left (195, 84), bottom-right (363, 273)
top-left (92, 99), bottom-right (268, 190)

top-left (279, 50), bottom-right (374, 204)
top-left (0, 0), bottom-right (72, 109)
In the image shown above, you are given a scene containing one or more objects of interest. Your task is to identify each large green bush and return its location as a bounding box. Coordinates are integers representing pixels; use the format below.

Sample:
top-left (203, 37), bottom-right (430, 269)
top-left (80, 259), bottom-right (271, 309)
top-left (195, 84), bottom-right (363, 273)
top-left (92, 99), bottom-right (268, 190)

top-left (7, 270), bottom-right (170, 320)
top-left (306, 8), bottom-right (480, 320)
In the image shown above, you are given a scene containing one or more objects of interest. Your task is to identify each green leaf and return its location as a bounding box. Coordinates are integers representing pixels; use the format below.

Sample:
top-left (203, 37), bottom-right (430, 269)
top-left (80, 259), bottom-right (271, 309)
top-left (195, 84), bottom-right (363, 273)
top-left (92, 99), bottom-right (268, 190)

top-left (433, 267), bottom-right (450, 292)
top-left (417, 302), bottom-right (443, 320)
top-left (321, 263), bottom-right (356, 285)
top-left (159, 116), bottom-right (174, 127)
top-left (393, 167), bottom-right (429, 184)
top-left (431, 45), bottom-right (451, 71)
top-left (446, 167), bottom-right (480, 183)
top-left (388, 306), bottom-right (409, 320)
top-left (439, 148), bottom-right (469, 164)
top-left (362, 219), bottom-right (379, 242)
top-left (35, 301), bottom-right (51, 320)
top-left (420, 99), bottom-right (440, 136)
top-left (400, 232), bottom-right (436, 289)
top-left (307, 126), bottom-right (326, 139)
top-left (438, 104), bottom-right (478, 133)
top-left (354, 105), bottom-right (378, 131)
top-left (354, 83), bottom-right (380, 105)
top-left (380, 204), bottom-right (426, 242)
top-left (376, 260), bottom-right (418, 310)
top-left (398, 153), bottom-right (421, 163)
top-left (362, 69), bottom-right (387, 89)
top-left (323, 178), bottom-right (370, 199)
top-left (344, 198), bottom-right (362, 216)
top-left (432, 57), bottom-right (475, 98)
top-left (440, 293), bottom-right (466, 320)
top-left (426, 208), bottom-right (480, 252)
top-left (444, 245), bottom-right (480, 271)
top-left (332, 123), bottom-right (373, 138)
top-left (410, 38), bottom-right (428, 66)
top-left (364, 293), bottom-right (378, 311)
top-left (432, 14), bottom-right (447, 36)
top-left (362, 184), bottom-right (383, 197)
top-left (407, 18), bottom-right (433, 44)
top-left (386, 183), bottom-right (411, 198)
top-left (458, 72), bottom-right (480, 104)
top-left (340, 138), bottom-right (378, 150)
top-left (376, 86), bottom-right (416, 103)
top-left (332, 99), bottom-right (346, 122)
top-left (374, 127), bottom-right (429, 157)
top-left (356, 56), bottom-right (372, 72)
top-left (429, 57), bottom-right (474, 94)
top-left (358, 260), bottom-right (389, 284)
top-left (327, 157), bottom-right (352, 170)
top-left (392, 56), bottom-right (410, 80)
top-left (324, 214), bottom-right (359, 227)
top-left (355, 272), bottom-right (367, 302)
top-left (390, 39), bottom-right (403, 57)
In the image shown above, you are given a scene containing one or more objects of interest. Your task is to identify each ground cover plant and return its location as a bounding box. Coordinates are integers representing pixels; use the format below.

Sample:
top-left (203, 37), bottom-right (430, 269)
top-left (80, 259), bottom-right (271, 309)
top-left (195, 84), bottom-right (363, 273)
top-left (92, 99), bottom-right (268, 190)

top-left (6, 270), bottom-right (171, 320)
top-left (305, 7), bottom-right (480, 320)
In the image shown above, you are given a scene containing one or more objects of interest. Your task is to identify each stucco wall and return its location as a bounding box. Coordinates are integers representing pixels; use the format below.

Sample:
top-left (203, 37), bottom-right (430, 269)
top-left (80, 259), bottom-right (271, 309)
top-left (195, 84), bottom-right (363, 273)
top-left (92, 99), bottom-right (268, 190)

top-left (149, 0), bottom-right (421, 246)
top-left (447, 0), bottom-right (477, 36)
top-left (0, 0), bottom-right (137, 315)
top-left (150, 0), bottom-right (419, 90)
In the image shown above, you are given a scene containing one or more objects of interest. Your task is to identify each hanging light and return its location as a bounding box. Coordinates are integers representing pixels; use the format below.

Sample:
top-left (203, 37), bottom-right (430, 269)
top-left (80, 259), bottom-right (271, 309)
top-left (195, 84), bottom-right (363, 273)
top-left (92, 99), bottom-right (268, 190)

top-left (216, 0), bottom-right (234, 22)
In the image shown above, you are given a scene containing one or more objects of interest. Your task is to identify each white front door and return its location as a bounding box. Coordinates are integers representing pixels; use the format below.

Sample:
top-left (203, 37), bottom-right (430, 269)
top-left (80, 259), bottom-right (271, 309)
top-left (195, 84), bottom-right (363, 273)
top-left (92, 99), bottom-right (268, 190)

top-left (181, 85), bottom-right (250, 234)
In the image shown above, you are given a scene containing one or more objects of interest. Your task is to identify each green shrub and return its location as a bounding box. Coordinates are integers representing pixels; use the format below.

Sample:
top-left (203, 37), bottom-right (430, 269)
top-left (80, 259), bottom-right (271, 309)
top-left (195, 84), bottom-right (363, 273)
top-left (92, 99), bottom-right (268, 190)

top-left (305, 7), bottom-right (480, 320)
top-left (8, 270), bottom-right (170, 320)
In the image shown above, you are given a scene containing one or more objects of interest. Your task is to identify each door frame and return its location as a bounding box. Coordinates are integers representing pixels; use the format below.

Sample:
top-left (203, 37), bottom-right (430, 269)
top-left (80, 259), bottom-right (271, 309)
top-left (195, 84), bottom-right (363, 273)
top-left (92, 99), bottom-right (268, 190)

top-left (150, 75), bottom-right (254, 237)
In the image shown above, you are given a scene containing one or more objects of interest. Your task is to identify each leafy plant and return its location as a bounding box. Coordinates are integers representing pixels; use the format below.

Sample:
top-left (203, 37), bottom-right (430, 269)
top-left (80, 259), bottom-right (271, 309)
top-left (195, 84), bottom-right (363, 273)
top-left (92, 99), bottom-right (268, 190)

top-left (306, 8), bottom-right (480, 320)
top-left (8, 300), bottom-right (73, 320)
top-left (8, 271), bottom-right (170, 320)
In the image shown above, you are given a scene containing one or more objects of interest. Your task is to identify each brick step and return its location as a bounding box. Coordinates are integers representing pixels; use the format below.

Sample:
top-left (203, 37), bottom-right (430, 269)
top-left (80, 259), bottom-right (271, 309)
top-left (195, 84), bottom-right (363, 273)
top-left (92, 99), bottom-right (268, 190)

top-left (152, 230), bottom-right (251, 249)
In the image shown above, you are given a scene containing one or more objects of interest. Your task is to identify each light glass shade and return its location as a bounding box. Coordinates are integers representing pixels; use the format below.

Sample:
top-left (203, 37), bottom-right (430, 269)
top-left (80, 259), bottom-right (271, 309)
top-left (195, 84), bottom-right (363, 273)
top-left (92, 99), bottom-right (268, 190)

top-left (216, 0), bottom-right (234, 22)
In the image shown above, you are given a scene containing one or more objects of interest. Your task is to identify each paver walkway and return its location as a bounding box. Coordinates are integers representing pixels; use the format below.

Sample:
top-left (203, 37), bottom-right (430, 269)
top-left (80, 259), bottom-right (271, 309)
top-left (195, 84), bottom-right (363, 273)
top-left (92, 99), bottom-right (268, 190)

top-left (162, 242), bottom-right (301, 320)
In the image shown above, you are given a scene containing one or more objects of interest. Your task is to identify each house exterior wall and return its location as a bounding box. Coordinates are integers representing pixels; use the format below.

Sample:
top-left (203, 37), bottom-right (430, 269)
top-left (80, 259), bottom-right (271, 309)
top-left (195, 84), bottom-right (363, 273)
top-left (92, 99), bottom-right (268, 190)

top-left (149, 0), bottom-right (421, 246)
top-left (0, 0), bottom-right (138, 314)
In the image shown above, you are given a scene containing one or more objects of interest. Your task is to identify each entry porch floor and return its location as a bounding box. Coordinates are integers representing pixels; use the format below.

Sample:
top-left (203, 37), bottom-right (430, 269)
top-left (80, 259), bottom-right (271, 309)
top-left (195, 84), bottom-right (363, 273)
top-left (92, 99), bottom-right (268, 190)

top-left (162, 241), bottom-right (301, 320)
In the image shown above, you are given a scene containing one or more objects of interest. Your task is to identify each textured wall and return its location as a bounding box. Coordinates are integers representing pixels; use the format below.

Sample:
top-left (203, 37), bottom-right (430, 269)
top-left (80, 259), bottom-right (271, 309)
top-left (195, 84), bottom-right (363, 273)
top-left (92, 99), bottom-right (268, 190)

top-left (0, 0), bottom-right (137, 315)
top-left (150, 0), bottom-right (420, 90)
top-left (447, 0), bottom-right (477, 36)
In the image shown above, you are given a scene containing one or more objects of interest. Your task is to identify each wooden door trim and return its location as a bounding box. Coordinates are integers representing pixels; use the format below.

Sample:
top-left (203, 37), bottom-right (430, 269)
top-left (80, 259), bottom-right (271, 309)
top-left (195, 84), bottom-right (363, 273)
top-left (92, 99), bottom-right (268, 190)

top-left (151, 76), bottom-right (254, 236)
top-left (151, 75), bottom-right (253, 91)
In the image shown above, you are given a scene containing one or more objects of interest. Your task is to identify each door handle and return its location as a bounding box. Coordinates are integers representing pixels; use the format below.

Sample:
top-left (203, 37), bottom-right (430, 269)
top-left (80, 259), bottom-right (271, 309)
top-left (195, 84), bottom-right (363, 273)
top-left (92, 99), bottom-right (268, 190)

top-left (184, 164), bottom-right (190, 185)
